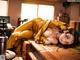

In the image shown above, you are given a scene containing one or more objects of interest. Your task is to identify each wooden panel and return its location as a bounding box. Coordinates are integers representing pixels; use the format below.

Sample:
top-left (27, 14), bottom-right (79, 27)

top-left (21, 39), bottom-right (80, 60)
top-left (70, 3), bottom-right (80, 21)
top-left (22, 0), bottom-right (63, 5)
top-left (22, 41), bottom-right (31, 60)
top-left (28, 52), bottom-right (38, 60)
top-left (29, 41), bottom-right (58, 60)
top-left (8, 0), bottom-right (21, 26)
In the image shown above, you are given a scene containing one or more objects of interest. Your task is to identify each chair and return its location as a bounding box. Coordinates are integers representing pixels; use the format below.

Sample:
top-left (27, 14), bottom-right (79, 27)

top-left (0, 16), bottom-right (10, 36)
top-left (0, 16), bottom-right (15, 37)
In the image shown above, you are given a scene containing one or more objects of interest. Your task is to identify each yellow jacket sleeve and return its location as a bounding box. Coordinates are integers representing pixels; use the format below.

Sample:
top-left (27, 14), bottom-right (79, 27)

top-left (34, 20), bottom-right (50, 42)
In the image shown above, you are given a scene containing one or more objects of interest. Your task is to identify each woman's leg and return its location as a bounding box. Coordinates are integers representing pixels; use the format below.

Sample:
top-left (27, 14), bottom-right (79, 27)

top-left (7, 30), bottom-right (33, 49)
top-left (7, 32), bottom-right (21, 49)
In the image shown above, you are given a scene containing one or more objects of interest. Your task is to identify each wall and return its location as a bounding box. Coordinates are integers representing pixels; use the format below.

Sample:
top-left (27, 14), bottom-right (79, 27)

top-left (54, 2), bottom-right (65, 19)
top-left (8, 0), bottom-right (64, 26)
top-left (8, 0), bottom-right (21, 26)
top-left (22, 0), bottom-right (62, 5)
top-left (55, 2), bottom-right (80, 22)
top-left (70, 3), bottom-right (80, 21)
top-left (8, 0), bottom-right (80, 26)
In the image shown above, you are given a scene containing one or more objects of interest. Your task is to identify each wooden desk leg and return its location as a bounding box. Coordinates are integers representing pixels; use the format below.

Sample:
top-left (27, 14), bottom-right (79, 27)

top-left (22, 41), bottom-right (31, 60)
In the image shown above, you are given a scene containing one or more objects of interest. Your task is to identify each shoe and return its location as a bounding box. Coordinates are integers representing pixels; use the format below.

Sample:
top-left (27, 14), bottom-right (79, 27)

top-left (6, 50), bottom-right (16, 59)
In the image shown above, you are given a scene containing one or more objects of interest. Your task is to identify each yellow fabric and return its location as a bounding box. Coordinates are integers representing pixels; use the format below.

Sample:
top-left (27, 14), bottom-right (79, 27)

top-left (51, 20), bottom-right (66, 30)
top-left (7, 18), bottom-right (67, 51)
top-left (34, 20), bottom-right (50, 41)
top-left (7, 30), bottom-right (33, 49)
top-left (34, 20), bottom-right (67, 43)
top-left (14, 20), bottom-right (33, 32)
top-left (20, 30), bottom-right (33, 38)
top-left (7, 18), bottom-right (45, 49)
top-left (32, 18), bottom-right (45, 34)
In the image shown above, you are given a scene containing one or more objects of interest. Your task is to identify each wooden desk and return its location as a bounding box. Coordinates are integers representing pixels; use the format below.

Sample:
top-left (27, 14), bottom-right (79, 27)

top-left (23, 40), bottom-right (80, 60)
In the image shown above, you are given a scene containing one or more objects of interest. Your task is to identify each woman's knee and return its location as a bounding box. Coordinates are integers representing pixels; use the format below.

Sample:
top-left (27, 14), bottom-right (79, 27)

top-left (12, 32), bottom-right (21, 37)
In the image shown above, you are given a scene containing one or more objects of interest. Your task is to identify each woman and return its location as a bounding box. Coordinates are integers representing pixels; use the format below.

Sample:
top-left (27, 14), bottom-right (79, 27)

top-left (6, 18), bottom-right (67, 59)
top-left (7, 18), bottom-right (45, 50)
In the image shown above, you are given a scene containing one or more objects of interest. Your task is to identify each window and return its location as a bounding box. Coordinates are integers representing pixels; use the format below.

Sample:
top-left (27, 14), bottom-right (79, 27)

top-left (38, 5), bottom-right (54, 20)
top-left (21, 3), bottom-right (54, 20)
top-left (21, 4), bottom-right (37, 20)
top-left (0, 1), bottom-right (8, 16)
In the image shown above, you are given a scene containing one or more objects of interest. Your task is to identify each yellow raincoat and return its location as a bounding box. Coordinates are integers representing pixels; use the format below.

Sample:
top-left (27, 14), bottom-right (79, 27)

top-left (7, 18), bottom-right (45, 50)
top-left (7, 18), bottom-right (67, 51)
